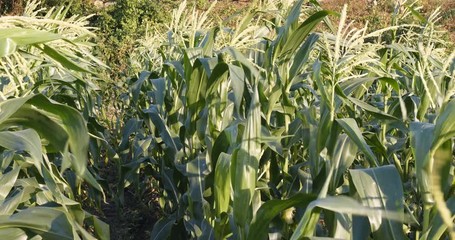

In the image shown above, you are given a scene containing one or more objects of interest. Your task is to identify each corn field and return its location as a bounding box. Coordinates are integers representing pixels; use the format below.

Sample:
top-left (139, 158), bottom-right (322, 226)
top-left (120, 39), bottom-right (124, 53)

top-left (0, 0), bottom-right (454, 239)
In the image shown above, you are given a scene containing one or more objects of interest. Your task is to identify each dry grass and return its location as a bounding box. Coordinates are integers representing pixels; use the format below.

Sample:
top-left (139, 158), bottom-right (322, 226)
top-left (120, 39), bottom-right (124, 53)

top-left (0, 0), bottom-right (25, 15)
top-left (421, 0), bottom-right (455, 40)
top-left (320, 0), bottom-right (454, 43)
top-left (196, 0), bottom-right (454, 43)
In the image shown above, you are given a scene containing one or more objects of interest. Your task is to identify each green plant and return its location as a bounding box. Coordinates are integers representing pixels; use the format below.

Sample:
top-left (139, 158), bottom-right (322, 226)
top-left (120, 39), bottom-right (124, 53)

top-left (2, 0), bottom-right (454, 239)
top-left (0, 2), bottom-right (112, 238)
top-left (118, 0), bottom-right (455, 239)
top-left (91, 0), bottom-right (176, 79)
top-left (0, 94), bottom-right (109, 240)
top-left (0, 1), bottom-right (104, 99)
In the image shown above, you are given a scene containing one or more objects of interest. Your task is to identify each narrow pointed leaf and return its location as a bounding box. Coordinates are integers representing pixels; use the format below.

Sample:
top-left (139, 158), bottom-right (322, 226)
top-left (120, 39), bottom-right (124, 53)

top-left (0, 165), bottom-right (20, 200)
top-left (150, 216), bottom-right (176, 240)
top-left (336, 118), bottom-right (379, 167)
top-left (248, 193), bottom-right (317, 240)
top-left (410, 122), bottom-right (434, 203)
top-left (330, 134), bottom-right (357, 192)
top-left (291, 196), bottom-right (405, 239)
top-left (349, 165), bottom-right (406, 239)
top-left (280, 10), bottom-right (332, 57)
top-left (0, 228), bottom-right (27, 240)
top-left (214, 153), bottom-right (232, 216)
top-left (348, 97), bottom-right (398, 120)
top-left (0, 129), bottom-right (43, 172)
top-left (0, 207), bottom-right (74, 240)
top-left (232, 86), bottom-right (261, 228)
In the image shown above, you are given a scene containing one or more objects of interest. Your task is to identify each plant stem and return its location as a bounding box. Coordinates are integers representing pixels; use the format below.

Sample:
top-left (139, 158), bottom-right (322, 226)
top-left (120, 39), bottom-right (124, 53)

top-left (422, 203), bottom-right (432, 233)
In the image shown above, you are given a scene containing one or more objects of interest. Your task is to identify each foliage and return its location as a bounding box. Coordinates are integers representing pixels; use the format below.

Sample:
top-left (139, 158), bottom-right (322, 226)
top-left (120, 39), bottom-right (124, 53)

top-left (0, 1), bottom-right (104, 101)
top-left (1, 0), bottom-right (454, 239)
top-left (116, 0), bottom-right (455, 239)
top-left (0, 1), bottom-right (109, 239)
top-left (91, 0), bottom-right (176, 79)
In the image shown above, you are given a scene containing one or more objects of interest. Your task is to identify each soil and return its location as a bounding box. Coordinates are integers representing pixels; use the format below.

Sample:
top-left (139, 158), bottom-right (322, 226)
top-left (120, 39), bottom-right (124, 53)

top-left (101, 189), bottom-right (160, 240)
top-left (94, 158), bottom-right (162, 240)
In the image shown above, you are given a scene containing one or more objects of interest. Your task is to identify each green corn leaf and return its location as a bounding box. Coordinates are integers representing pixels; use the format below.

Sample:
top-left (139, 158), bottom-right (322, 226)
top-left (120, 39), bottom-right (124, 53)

top-left (404, 3), bottom-right (426, 23)
top-left (289, 33), bottom-right (319, 81)
top-left (0, 28), bottom-right (62, 46)
top-left (187, 59), bottom-right (208, 107)
top-left (0, 207), bottom-right (75, 240)
top-left (85, 213), bottom-right (110, 240)
top-left (329, 212), bottom-right (352, 239)
top-left (160, 167), bottom-right (180, 208)
top-left (280, 10), bottom-right (333, 58)
top-left (316, 104), bottom-right (333, 153)
top-left (198, 219), bottom-right (215, 240)
top-left (329, 134), bottom-right (358, 193)
top-left (378, 77), bottom-right (401, 93)
top-left (37, 44), bottom-right (93, 74)
top-left (349, 165), bottom-right (407, 239)
top-left (201, 26), bottom-right (219, 56)
top-left (206, 63), bottom-right (229, 96)
top-left (269, 0), bottom-right (303, 61)
top-left (422, 196), bottom-right (455, 240)
top-left (0, 38), bottom-right (16, 58)
top-left (336, 118), bottom-right (379, 167)
top-left (284, 0), bottom-right (305, 30)
top-left (340, 77), bottom-right (377, 96)
top-left (340, 77), bottom-right (400, 97)
top-left (198, 57), bottom-right (218, 80)
top-left (211, 126), bottom-right (235, 166)
top-left (0, 228), bottom-right (27, 240)
top-left (151, 78), bottom-right (166, 110)
top-left (0, 186), bottom-right (35, 215)
top-left (429, 142), bottom-right (454, 239)
top-left (410, 101), bottom-right (455, 238)
top-left (164, 61), bottom-right (186, 81)
top-left (26, 95), bottom-right (96, 187)
top-left (433, 100), bottom-right (455, 147)
top-left (185, 155), bottom-right (208, 204)
top-left (130, 71), bottom-right (151, 104)
top-left (214, 153), bottom-right (232, 216)
top-left (0, 28), bottom-right (62, 57)
top-left (430, 100), bottom-right (455, 238)
top-left (0, 129), bottom-right (43, 173)
top-left (229, 64), bottom-right (245, 116)
top-left (347, 96), bottom-right (398, 120)
top-left (247, 193), bottom-right (317, 240)
top-left (150, 216), bottom-right (176, 240)
top-left (291, 196), bottom-right (405, 239)
top-left (410, 122), bottom-right (434, 203)
top-left (4, 106), bottom-right (69, 152)
top-left (0, 165), bottom-right (20, 201)
top-left (0, 96), bottom-right (35, 124)
top-left (144, 106), bottom-right (181, 159)
top-left (118, 118), bottom-right (142, 151)
top-left (221, 47), bottom-right (259, 79)
top-left (232, 85), bottom-right (261, 230)
top-left (0, 95), bottom-right (102, 193)
top-left (313, 60), bottom-right (331, 108)
top-left (260, 126), bottom-right (285, 156)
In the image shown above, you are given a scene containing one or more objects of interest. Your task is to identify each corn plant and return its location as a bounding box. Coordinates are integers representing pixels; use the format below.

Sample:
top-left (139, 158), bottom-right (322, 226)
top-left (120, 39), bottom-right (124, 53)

top-left (0, 0), bottom-right (105, 113)
top-left (2, 0), bottom-right (452, 239)
top-left (116, 0), bottom-right (455, 239)
top-left (0, 2), bottom-right (110, 239)
top-left (0, 94), bottom-right (108, 240)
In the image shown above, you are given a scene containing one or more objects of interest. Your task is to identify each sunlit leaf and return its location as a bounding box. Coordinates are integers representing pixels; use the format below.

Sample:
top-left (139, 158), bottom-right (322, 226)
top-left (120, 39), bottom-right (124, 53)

top-left (349, 165), bottom-right (407, 239)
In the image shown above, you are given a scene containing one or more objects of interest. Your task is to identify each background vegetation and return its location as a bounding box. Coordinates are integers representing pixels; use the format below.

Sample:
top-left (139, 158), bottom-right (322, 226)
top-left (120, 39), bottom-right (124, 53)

top-left (0, 0), bottom-right (454, 239)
